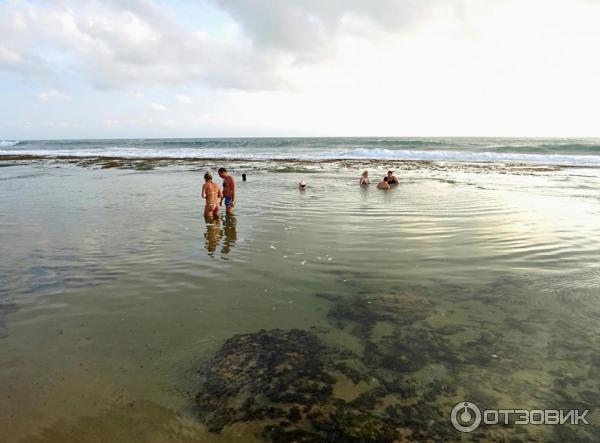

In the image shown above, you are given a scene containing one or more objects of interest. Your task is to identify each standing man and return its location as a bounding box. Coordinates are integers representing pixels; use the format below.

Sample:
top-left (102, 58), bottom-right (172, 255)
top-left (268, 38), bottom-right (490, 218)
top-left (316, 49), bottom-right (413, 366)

top-left (218, 167), bottom-right (236, 215)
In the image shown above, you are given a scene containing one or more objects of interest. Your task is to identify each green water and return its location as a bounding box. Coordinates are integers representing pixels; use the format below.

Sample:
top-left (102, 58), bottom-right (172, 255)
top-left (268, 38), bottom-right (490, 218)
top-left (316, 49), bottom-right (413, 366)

top-left (1, 161), bottom-right (600, 441)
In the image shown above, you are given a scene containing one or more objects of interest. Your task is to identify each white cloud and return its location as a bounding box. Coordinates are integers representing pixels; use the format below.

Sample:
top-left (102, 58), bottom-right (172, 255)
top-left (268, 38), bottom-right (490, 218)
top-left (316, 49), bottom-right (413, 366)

top-left (149, 102), bottom-right (167, 112)
top-left (38, 89), bottom-right (70, 102)
top-left (104, 119), bottom-right (122, 128)
top-left (211, 0), bottom-right (461, 57)
top-left (0, 0), bottom-right (283, 90)
top-left (175, 94), bottom-right (193, 104)
top-left (0, 45), bottom-right (22, 65)
top-left (2, 0), bottom-right (600, 137)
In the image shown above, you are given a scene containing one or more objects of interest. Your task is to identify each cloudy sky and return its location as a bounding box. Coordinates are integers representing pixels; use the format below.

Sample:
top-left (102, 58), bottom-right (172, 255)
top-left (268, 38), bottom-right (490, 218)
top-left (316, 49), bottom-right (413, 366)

top-left (1, 0), bottom-right (600, 139)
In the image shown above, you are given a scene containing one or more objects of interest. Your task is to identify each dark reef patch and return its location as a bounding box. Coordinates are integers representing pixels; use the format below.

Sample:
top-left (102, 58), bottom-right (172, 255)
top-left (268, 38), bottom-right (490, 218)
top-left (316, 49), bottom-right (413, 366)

top-left (327, 292), bottom-right (434, 337)
top-left (194, 279), bottom-right (600, 442)
top-left (0, 154), bottom-right (567, 176)
top-left (196, 328), bottom-right (332, 432)
top-left (195, 329), bottom-right (401, 441)
top-left (363, 328), bottom-right (458, 373)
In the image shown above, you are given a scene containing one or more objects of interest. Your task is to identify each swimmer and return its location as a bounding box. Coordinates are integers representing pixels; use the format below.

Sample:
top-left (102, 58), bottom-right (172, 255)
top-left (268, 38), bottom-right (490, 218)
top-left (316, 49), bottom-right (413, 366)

top-left (377, 176), bottom-right (391, 190)
top-left (299, 180), bottom-right (307, 191)
top-left (359, 170), bottom-right (370, 186)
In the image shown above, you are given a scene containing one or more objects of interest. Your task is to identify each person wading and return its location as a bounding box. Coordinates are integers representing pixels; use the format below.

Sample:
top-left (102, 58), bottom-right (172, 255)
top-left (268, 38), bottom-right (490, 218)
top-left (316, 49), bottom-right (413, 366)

top-left (218, 167), bottom-right (236, 215)
top-left (202, 171), bottom-right (222, 219)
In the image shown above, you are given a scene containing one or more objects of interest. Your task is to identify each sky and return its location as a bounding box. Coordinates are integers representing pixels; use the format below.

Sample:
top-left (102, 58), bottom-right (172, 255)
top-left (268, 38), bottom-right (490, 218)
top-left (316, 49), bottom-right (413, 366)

top-left (1, 0), bottom-right (600, 139)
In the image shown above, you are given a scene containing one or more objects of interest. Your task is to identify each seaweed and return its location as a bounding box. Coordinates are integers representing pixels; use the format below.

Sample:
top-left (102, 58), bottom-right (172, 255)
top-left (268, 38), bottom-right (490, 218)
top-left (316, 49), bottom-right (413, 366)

top-left (327, 292), bottom-right (434, 338)
top-left (363, 328), bottom-right (459, 374)
top-left (195, 329), bottom-right (400, 441)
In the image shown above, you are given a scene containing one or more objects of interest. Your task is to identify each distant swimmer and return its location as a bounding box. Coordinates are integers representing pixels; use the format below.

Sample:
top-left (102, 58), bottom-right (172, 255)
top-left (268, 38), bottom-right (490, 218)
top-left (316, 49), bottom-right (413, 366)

top-left (202, 171), bottom-right (222, 218)
top-left (387, 170), bottom-right (399, 185)
top-left (377, 176), bottom-right (391, 190)
top-left (299, 180), bottom-right (307, 191)
top-left (359, 170), bottom-right (370, 186)
top-left (218, 167), bottom-right (236, 215)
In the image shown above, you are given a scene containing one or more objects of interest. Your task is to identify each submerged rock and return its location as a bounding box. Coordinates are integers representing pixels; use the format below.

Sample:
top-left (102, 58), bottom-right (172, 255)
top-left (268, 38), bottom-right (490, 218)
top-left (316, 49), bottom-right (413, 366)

top-left (328, 292), bottom-right (434, 337)
top-left (308, 402), bottom-right (398, 442)
top-left (196, 329), bottom-right (332, 431)
top-left (195, 329), bottom-right (399, 442)
top-left (330, 292), bottom-right (433, 324)
top-left (364, 328), bottom-right (458, 374)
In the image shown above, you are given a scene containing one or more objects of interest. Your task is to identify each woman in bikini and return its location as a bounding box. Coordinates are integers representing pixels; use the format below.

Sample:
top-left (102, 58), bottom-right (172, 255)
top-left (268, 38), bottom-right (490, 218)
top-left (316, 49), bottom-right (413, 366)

top-left (202, 172), bottom-right (222, 219)
top-left (359, 170), bottom-right (370, 186)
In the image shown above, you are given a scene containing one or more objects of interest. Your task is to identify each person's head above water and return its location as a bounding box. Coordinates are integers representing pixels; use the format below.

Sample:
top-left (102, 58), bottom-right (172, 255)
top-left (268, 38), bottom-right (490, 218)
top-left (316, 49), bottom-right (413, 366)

top-left (387, 170), bottom-right (395, 177)
top-left (362, 170), bottom-right (368, 177)
top-left (218, 167), bottom-right (227, 178)
top-left (383, 176), bottom-right (389, 182)
top-left (204, 171), bottom-right (213, 181)
top-left (299, 180), bottom-right (306, 189)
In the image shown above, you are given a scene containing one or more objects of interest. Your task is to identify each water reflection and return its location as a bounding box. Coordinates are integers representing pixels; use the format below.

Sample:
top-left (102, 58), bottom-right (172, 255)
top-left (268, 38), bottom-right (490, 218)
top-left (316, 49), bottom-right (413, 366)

top-left (203, 215), bottom-right (237, 257)
top-left (204, 217), bottom-right (222, 256)
top-left (221, 215), bottom-right (237, 254)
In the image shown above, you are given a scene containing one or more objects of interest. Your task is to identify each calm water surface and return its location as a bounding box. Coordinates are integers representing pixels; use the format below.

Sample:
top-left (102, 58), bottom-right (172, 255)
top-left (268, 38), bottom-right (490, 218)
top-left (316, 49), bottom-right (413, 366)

top-left (1, 160), bottom-right (600, 441)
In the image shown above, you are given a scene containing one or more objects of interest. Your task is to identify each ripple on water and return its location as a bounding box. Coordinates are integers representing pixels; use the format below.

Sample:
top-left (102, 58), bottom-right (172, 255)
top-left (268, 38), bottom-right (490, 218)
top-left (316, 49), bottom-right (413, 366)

top-left (1, 163), bottom-right (600, 442)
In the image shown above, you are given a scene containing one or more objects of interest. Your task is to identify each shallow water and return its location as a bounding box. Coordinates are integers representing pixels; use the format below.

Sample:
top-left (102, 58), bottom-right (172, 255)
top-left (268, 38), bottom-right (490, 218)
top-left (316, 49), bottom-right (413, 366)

top-left (1, 160), bottom-right (600, 441)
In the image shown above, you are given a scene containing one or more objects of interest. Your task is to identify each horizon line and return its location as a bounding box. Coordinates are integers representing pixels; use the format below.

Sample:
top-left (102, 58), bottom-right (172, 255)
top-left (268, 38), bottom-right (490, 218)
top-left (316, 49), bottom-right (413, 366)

top-left (5, 135), bottom-right (600, 142)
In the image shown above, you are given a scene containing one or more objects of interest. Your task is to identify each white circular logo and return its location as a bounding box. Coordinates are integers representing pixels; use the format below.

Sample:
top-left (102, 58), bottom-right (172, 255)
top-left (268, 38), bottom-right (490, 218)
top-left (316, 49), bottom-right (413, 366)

top-left (451, 401), bottom-right (482, 433)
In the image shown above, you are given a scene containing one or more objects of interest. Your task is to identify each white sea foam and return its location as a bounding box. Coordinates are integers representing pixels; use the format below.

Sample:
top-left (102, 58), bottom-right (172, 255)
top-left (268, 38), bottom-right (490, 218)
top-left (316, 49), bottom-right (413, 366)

top-left (0, 140), bottom-right (19, 147)
top-left (1, 146), bottom-right (600, 166)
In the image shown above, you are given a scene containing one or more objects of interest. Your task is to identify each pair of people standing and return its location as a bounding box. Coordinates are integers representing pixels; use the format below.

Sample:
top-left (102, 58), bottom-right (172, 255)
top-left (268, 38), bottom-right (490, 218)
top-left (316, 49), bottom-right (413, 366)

top-left (201, 168), bottom-right (236, 218)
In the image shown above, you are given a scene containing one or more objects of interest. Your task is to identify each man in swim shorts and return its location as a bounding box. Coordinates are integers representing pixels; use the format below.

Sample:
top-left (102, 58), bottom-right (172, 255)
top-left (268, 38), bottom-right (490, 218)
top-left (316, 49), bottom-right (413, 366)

top-left (218, 167), bottom-right (236, 215)
top-left (202, 171), bottom-right (222, 218)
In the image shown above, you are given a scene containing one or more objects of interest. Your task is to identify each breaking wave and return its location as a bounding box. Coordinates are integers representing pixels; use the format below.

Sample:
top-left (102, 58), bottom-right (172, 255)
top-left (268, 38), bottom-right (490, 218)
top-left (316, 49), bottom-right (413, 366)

top-left (1, 138), bottom-right (600, 166)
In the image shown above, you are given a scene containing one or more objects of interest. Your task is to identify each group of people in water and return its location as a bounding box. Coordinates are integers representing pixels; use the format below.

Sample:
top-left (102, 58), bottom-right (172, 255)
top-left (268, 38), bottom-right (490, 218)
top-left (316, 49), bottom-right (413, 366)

top-left (200, 167), bottom-right (398, 256)
top-left (202, 167), bottom-right (400, 219)
top-left (300, 170), bottom-right (399, 191)
top-left (360, 170), bottom-right (400, 189)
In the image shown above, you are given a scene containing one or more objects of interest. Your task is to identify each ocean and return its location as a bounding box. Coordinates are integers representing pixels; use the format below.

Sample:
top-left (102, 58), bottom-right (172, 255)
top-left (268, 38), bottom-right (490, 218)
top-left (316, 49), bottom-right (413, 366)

top-left (2, 136), bottom-right (600, 166)
top-left (1, 137), bottom-right (600, 441)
